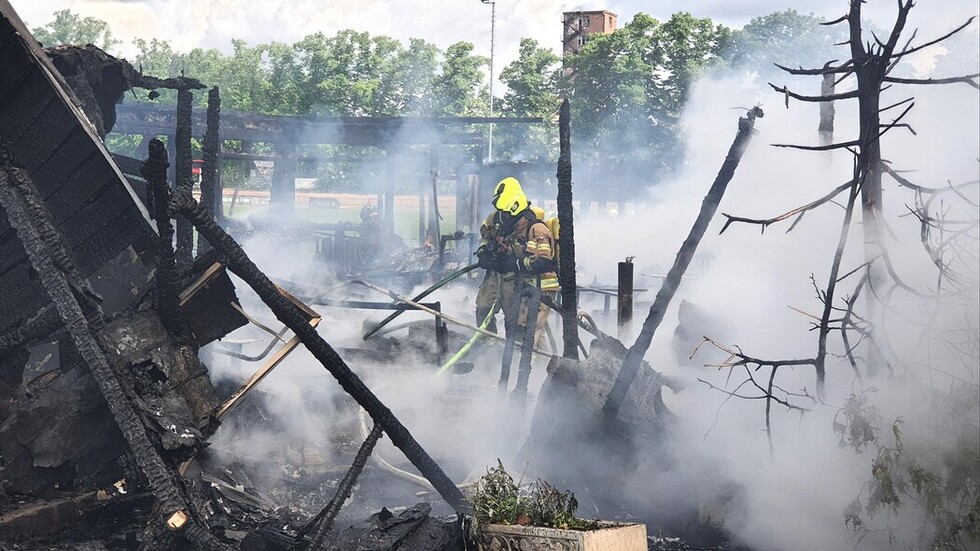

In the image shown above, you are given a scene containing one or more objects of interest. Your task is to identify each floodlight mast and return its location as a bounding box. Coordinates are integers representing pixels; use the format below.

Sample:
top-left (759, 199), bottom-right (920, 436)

top-left (481, 0), bottom-right (496, 161)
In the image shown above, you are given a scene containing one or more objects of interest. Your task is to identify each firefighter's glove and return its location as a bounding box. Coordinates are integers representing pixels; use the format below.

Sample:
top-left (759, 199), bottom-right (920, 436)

top-left (475, 245), bottom-right (494, 270)
top-left (491, 254), bottom-right (518, 274)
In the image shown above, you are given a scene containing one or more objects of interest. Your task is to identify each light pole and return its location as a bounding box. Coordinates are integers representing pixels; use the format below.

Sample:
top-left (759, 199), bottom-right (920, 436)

top-left (481, 0), bottom-right (495, 161)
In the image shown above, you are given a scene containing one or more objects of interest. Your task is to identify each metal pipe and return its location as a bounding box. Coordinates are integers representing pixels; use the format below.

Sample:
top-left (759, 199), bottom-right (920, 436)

top-left (352, 279), bottom-right (556, 359)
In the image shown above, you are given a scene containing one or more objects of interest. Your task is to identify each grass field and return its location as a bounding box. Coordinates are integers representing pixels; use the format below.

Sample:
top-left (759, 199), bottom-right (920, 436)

top-left (224, 201), bottom-right (459, 247)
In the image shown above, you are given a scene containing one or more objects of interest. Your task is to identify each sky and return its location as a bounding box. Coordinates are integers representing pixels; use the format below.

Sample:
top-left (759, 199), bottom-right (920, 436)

top-left (9, 0), bottom-right (979, 78)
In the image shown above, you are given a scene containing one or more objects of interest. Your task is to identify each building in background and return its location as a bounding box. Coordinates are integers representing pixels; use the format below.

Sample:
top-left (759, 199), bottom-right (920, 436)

top-left (562, 10), bottom-right (617, 58)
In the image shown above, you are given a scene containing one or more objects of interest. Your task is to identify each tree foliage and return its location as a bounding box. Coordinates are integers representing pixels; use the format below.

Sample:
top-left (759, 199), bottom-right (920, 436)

top-left (720, 10), bottom-right (842, 77)
top-left (562, 12), bottom-right (732, 199)
top-left (31, 9), bottom-right (119, 50)
top-left (495, 38), bottom-right (562, 160)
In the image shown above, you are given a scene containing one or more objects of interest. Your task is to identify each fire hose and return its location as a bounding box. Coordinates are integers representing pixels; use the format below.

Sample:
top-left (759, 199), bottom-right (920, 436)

top-left (436, 273), bottom-right (502, 375)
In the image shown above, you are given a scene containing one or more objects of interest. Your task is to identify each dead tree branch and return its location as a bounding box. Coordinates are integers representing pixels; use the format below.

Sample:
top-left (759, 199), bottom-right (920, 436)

top-left (303, 423), bottom-right (384, 548)
top-left (883, 74), bottom-right (980, 90)
top-left (775, 59), bottom-right (854, 75)
top-left (769, 83), bottom-right (860, 104)
top-left (887, 16), bottom-right (978, 59)
top-left (771, 140), bottom-right (861, 151)
top-left (720, 179), bottom-right (856, 234)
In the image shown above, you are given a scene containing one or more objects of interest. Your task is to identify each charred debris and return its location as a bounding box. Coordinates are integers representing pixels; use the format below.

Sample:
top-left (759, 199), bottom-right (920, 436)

top-left (0, 1), bottom-right (763, 549)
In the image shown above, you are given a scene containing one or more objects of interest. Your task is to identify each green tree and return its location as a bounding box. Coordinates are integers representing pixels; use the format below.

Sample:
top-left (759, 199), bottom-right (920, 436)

top-left (720, 10), bottom-right (842, 77)
top-left (395, 38), bottom-right (441, 116)
top-left (433, 42), bottom-right (488, 117)
top-left (497, 38), bottom-right (562, 159)
top-left (500, 38), bottom-right (561, 118)
top-left (32, 9), bottom-right (119, 51)
top-left (563, 12), bottom-right (730, 200)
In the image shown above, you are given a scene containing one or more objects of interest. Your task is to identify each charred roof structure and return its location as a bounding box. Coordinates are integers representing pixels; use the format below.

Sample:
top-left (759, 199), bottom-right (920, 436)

top-left (0, 2), bottom-right (473, 548)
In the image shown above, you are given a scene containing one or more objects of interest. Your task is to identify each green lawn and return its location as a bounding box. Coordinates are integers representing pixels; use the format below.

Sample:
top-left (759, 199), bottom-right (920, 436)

top-left (224, 204), bottom-right (458, 246)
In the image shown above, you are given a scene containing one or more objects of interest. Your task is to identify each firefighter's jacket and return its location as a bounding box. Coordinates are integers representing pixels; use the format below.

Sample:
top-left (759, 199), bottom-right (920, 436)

top-left (479, 210), bottom-right (559, 290)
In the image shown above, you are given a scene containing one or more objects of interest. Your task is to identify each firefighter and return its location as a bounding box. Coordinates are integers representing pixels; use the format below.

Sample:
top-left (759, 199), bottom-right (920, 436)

top-left (474, 177), bottom-right (558, 347)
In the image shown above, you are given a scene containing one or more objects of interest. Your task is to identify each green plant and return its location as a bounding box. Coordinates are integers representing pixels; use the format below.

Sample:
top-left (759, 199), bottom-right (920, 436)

top-left (472, 460), bottom-right (598, 532)
top-left (473, 460), bottom-right (528, 527)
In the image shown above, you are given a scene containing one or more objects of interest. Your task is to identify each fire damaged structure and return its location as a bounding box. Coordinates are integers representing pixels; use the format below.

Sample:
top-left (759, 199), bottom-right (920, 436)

top-left (0, 2), bottom-right (473, 548)
top-left (0, 0), bottom-right (769, 546)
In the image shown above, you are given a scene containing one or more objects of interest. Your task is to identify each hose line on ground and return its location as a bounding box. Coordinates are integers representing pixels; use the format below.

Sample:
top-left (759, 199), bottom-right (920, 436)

top-left (436, 273), bottom-right (502, 375)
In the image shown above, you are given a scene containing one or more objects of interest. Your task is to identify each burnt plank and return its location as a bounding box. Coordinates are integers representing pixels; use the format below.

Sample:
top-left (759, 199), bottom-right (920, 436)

top-left (0, 262), bottom-right (46, 330)
top-left (0, 44), bottom-right (35, 106)
top-left (42, 152), bottom-right (114, 219)
top-left (29, 130), bottom-right (96, 190)
top-left (0, 226), bottom-right (25, 276)
top-left (3, 99), bottom-right (73, 175)
top-left (0, 69), bottom-right (57, 145)
top-left (58, 181), bottom-right (128, 247)
top-left (72, 209), bottom-right (147, 273)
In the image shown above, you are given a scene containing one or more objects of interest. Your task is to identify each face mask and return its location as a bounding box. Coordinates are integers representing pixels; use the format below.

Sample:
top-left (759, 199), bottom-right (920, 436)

top-left (497, 211), bottom-right (519, 234)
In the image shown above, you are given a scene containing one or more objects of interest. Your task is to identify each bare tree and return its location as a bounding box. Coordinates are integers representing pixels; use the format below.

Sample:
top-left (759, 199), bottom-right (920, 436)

top-left (722, 0), bottom-right (978, 393)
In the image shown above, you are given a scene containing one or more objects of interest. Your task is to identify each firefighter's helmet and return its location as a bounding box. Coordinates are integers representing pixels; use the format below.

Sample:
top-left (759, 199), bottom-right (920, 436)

top-left (492, 177), bottom-right (529, 216)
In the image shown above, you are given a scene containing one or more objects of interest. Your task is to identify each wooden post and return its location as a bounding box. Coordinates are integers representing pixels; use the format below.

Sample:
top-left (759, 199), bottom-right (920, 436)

top-left (174, 88), bottom-right (194, 266)
top-left (556, 99), bottom-right (579, 360)
top-left (617, 257), bottom-right (633, 340)
top-left (201, 86), bottom-right (222, 229)
top-left (271, 142), bottom-right (295, 216)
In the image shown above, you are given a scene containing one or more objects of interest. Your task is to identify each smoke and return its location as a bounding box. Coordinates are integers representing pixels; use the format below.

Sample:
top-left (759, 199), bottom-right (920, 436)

top-left (193, 6), bottom-right (979, 543)
top-left (558, 7), bottom-right (978, 548)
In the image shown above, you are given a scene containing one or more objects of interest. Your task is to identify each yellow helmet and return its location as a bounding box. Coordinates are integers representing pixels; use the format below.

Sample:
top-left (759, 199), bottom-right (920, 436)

top-left (492, 177), bottom-right (529, 216)
top-left (530, 206), bottom-right (545, 220)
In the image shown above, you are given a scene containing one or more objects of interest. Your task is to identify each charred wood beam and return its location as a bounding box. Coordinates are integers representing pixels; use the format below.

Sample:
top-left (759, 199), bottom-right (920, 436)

top-left (200, 86), bottom-right (221, 248)
top-left (165, 189), bottom-right (472, 515)
top-left (0, 305), bottom-right (61, 354)
top-left (141, 138), bottom-right (187, 338)
top-left (556, 99), bottom-right (579, 360)
top-left (0, 168), bottom-right (227, 550)
top-left (617, 258), bottom-right (634, 339)
top-left (112, 103), bottom-right (529, 146)
top-left (303, 423), bottom-right (384, 549)
top-left (175, 88), bottom-right (194, 267)
top-left (602, 107), bottom-right (764, 419)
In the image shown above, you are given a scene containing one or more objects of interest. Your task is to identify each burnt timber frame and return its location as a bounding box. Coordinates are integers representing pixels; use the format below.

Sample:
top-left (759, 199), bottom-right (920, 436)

top-left (0, 0), bottom-right (156, 334)
top-left (112, 102), bottom-right (542, 238)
